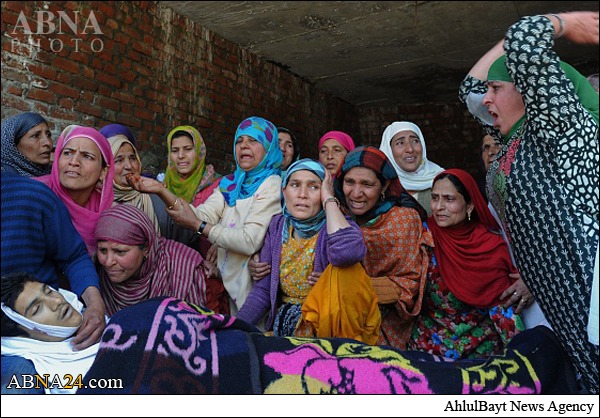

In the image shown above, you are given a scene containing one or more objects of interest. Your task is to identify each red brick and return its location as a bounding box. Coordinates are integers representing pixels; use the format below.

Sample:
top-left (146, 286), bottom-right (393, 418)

top-left (96, 2), bottom-right (115, 17)
top-left (71, 76), bottom-right (99, 92)
top-left (56, 72), bottom-right (72, 84)
top-left (5, 84), bottom-right (23, 96)
top-left (74, 102), bottom-right (102, 117)
top-left (49, 106), bottom-right (78, 121)
top-left (97, 95), bottom-right (120, 112)
top-left (116, 113), bottom-right (141, 128)
top-left (33, 102), bottom-right (49, 114)
top-left (3, 1), bottom-right (33, 14)
top-left (52, 56), bottom-right (80, 74)
top-left (96, 71), bottom-right (121, 88)
top-left (2, 94), bottom-right (31, 111)
top-left (134, 108), bottom-right (153, 121)
top-left (2, 66), bottom-right (30, 83)
top-left (49, 83), bottom-right (81, 99)
top-left (27, 88), bottom-right (57, 103)
top-left (58, 97), bottom-right (74, 109)
top-left (105, 18), bottom-right (119, 31)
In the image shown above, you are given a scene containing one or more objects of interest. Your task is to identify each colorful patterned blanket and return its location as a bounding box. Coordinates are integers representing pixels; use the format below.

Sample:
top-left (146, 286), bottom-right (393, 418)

top-left (79, 297), bottom-right (578, 394)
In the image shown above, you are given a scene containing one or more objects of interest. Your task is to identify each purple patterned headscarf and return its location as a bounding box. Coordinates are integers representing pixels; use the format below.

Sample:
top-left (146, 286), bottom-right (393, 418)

top-left (100, 124), bottom-right (136, 146)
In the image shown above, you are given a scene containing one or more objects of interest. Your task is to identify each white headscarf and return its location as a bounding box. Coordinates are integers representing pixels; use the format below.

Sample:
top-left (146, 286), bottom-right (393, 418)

top-left (379, 121), bottom-right (444, 191)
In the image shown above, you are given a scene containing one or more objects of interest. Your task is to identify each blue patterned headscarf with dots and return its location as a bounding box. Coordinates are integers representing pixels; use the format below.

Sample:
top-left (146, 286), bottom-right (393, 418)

top-left (219, 116), bottom-right (282, 206)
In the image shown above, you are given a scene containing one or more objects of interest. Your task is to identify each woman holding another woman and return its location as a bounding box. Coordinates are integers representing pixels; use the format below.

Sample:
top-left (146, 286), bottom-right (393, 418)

top-left (94, 204), bottom-right (229, 316)
top-left (238, 159), bottom-right (379, 343)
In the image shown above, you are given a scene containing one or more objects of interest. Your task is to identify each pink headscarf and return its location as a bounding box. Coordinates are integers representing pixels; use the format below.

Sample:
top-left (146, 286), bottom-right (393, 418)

top-left (318, 130), bottom-right (356, 152)
top-left (36, 126), bottom-right (114, 255)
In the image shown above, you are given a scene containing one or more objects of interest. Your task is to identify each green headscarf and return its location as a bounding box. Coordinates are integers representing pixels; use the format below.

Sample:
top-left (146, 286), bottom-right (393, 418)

top-left (164, 126), bottom-right (220, 203)
top-left (488, 56), bottom-right (599, 138)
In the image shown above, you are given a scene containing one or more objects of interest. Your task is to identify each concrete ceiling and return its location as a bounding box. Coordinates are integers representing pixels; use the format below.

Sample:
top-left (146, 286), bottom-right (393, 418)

top-left (163, 1), bottom-right (599, 107)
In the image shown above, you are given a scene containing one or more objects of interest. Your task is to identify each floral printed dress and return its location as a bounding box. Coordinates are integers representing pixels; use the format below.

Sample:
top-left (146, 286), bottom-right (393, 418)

top-left (409, 254), bottom-right (523, 359)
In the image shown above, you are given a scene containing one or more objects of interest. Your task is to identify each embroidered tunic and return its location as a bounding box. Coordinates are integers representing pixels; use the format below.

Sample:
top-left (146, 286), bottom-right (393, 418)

top-left (410, 255), bottom-right (523, 359)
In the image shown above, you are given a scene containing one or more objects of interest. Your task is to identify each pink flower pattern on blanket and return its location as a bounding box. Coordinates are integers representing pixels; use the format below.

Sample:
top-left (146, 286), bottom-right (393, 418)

top-left (263, 338), bottom-right (541, 394)
top-left (263, 340), bottom-right (433, 394)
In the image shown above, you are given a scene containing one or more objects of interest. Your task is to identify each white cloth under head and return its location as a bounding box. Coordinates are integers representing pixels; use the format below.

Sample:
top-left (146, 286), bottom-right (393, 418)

top-left (1, 336), bottom-right (99, 394)
top-left (1, 288), bottom-right (83, 338)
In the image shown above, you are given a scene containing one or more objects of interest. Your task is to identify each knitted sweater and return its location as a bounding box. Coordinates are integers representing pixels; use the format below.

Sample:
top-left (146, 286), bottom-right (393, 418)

top-left (237, 213), bottom-right (366, 329)
top-left (1, 171), bottom-right (100, 297)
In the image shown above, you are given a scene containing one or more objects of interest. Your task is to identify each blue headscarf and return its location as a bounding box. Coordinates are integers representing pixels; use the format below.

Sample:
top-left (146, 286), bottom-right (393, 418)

top-left (1, 112), bottom-right (52, 177)
top-left (219, 116), bottom-right (282, 206)
top-left (281, 159), bottom-right (327, 243)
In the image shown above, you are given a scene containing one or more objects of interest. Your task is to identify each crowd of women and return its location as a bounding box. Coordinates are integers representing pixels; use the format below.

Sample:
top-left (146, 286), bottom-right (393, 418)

top-left (1, 11), bottom-right (598, 394)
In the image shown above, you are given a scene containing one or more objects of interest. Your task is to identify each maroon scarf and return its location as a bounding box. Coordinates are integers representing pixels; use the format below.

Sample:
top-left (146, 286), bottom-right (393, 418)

top-left (95, 204), bottom-right (228, 316)
top-left (428, 169), bottom-right (516, 308)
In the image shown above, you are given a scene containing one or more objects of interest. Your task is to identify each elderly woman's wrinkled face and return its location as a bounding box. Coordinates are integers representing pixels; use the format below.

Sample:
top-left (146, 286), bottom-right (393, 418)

top-left (283, 170), bottom-right (322, 220)
top-left (96, 241), bottom-right (148, 284)
top-left (390, 130), bottom-right (423, 173)
top-left (14, 281), bottom-right (82, 341)
top-left (319, 139), bottom-right (348, 176)
top-left (342, 167), bottom-right (386, 217)
top-left (170, 134), bottom-right (198, 179)
top-left (430, 178), bottom-right (474, 228)
top-left (113, 143), bottom-right (141, 187)
top-left (16, 122), bottom-right (53, 166)
top-left (58, 136), bottom-right (106, 198)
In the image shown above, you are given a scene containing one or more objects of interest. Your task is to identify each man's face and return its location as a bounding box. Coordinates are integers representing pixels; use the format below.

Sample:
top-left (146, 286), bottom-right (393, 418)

top-left (13, 282), bottom-right (82, 341)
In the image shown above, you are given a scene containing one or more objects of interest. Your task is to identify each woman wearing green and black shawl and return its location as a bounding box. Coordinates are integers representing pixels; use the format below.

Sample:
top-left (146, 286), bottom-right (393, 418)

top-left (459, 11), bottom-right (599, 393)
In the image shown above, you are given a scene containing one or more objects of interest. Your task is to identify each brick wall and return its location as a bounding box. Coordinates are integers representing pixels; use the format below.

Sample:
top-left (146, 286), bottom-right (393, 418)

top-left (1, 0), bottom-right (360, 175)
top-left (2, 1), bottom-right (485, 180)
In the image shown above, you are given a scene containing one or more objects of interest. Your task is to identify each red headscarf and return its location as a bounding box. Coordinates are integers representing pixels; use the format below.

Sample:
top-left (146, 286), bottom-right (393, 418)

top-left (428, 169), bottom-right (517, 308)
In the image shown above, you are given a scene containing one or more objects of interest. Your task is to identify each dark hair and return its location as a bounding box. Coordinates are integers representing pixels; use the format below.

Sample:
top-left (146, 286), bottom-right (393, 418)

top-left (278, 127), bottom-right (300, 162)
top-left (433, 173), bottom-right (472, 204)
top-left (432, 172), bottom-right (481, 222)
top-left (171, 130), bottom-right (194, 143)
top-left (1, 272), bottom-right (40, 337)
